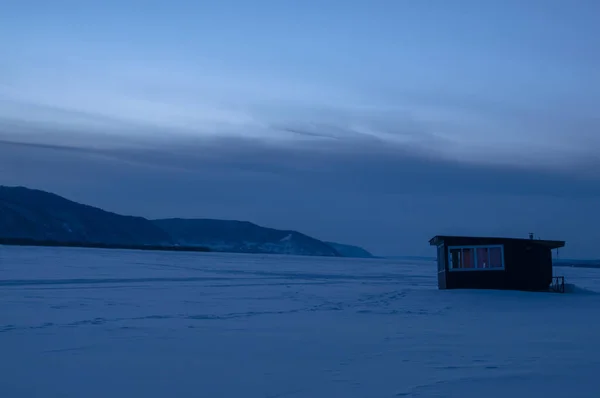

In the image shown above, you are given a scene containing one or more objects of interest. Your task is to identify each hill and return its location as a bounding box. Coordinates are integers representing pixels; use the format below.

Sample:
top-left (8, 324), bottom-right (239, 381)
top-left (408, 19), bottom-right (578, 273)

top-left (0, 186), bottom-right (173, 246)
top-left (325, 242), bottom-right (374, 258)
top-left (0, 186), bottom-right (372, 257)
top-left (153, 218), bottom-right (340, 257)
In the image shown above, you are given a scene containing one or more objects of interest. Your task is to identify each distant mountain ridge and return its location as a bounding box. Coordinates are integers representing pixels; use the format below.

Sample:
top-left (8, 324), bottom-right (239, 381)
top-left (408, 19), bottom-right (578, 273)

top-left (153, 218), bottom-right (341, 257)
top-left (0, 186), bottom-right (374, 258)
top-left (325, 242), bottom-right (375, 258)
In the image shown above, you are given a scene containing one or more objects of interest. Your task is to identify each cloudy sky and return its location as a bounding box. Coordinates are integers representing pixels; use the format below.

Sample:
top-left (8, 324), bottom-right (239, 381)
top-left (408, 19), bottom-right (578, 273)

top-left (1, 0), bottom-right (599, 257)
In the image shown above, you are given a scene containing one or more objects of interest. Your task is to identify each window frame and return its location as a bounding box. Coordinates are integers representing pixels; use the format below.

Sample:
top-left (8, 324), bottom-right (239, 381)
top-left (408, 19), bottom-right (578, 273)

top-left (447, 244), bottom-right (505, 272)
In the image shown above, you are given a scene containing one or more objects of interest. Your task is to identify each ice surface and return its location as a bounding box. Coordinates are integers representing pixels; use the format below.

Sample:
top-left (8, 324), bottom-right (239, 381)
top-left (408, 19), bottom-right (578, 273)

top-left (1, 246), bottom-right (599, 398)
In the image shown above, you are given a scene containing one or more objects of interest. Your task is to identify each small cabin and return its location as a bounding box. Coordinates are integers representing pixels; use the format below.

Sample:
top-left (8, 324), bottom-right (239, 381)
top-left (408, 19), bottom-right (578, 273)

top-left (429, 235), bottom-right (565, 292)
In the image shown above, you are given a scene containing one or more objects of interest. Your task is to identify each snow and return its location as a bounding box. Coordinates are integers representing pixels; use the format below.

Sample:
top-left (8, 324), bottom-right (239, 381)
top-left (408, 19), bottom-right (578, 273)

top-left (1, 246), bottom-right (599, 398)
top-left (280, 233), bottom-right (293, 242)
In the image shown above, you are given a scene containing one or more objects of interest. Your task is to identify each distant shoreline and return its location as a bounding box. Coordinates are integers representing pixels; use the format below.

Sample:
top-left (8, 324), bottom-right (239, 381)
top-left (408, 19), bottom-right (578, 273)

top-left (554, 259), bottom-right (600, 269)
top-left (0, 238), bottom-right (211, 253)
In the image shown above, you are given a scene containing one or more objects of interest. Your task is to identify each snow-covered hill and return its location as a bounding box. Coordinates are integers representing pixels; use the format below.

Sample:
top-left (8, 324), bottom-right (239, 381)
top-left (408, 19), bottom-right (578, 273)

top-left (153, 218), bottom-right (341, 257)
top-left (0, 185), bottom-right (372, 257)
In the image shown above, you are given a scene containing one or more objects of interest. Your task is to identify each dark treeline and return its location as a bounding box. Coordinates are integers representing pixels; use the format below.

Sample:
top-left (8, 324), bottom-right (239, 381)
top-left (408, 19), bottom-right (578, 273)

top-left (0, 237), bottom-right (211, 253)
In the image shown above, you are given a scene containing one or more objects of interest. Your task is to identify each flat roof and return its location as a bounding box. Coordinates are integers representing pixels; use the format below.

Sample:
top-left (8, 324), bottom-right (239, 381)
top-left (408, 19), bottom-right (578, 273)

top-left (429, 235), bottom-right (565, 250)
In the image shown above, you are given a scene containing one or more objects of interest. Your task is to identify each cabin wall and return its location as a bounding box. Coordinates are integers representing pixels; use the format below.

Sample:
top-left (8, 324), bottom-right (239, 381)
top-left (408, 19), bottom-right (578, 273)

top-left (445, 268), bottom-right (506, 290)
top-left (437, 244), bottom-right (447, 289)
top-left (441, 238), bottom-right (553, 291)
top-left (504, 243), bottom-right (552, 291)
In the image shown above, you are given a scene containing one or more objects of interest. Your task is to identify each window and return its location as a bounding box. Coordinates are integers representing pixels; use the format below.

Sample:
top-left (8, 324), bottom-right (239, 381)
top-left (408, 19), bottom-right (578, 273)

top-left (463, 248), bottom-right (474, 268)
top-left (449, 247), bottom-right (461, 269)
top-left (447, 245), bottom-right (504, 271)
top-left (476, 247), bottom-right (489, 268)
top-left (489, 247), bottom-right (503, 269)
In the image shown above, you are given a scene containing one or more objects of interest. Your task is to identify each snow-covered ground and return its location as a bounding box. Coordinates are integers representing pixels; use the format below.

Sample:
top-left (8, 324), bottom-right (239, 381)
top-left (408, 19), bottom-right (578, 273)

top-left (1, 246), bottom-right (599, 398)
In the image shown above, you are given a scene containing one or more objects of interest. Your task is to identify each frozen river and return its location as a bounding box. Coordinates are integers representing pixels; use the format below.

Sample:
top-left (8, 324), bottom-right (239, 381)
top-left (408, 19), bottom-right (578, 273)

top-left (1, 246), bottom-right (599, 397)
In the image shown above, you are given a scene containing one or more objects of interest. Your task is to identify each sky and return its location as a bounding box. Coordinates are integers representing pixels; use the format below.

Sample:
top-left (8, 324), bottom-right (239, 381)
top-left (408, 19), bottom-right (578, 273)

top-left (0, 0), bottom-right (599, 258)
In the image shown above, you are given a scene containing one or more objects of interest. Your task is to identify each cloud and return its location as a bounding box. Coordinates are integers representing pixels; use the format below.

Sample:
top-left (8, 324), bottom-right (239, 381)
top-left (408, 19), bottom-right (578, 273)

top-left (2, 113), bottom-right (600, 196)
top-left (1, 1), bottom-right (599, 258)
top-left (1, 119), bottom-right (600, 258)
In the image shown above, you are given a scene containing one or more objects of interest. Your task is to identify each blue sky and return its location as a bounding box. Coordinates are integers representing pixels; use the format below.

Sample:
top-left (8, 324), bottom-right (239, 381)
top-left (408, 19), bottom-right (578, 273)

top-left (1, 1), bottom-right (599, 257)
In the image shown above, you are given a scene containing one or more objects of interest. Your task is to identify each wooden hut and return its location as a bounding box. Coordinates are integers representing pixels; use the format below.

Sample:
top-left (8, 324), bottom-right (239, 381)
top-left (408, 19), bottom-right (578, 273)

top-left (429, 235), bottom-right (565, 292)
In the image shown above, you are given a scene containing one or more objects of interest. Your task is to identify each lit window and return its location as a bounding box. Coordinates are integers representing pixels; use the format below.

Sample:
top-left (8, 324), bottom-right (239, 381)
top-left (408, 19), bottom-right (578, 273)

top-left (447, 245), bottom-right (504, 271)
top-left (463, 248), bottom-right (474, 268)
top-left (476, 247), bottom-right (489, 268)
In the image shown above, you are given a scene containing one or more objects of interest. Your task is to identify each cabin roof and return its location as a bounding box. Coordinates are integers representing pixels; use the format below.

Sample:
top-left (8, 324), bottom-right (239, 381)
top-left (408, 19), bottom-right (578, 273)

top-left (429, 235), bottom-right (565, 250)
